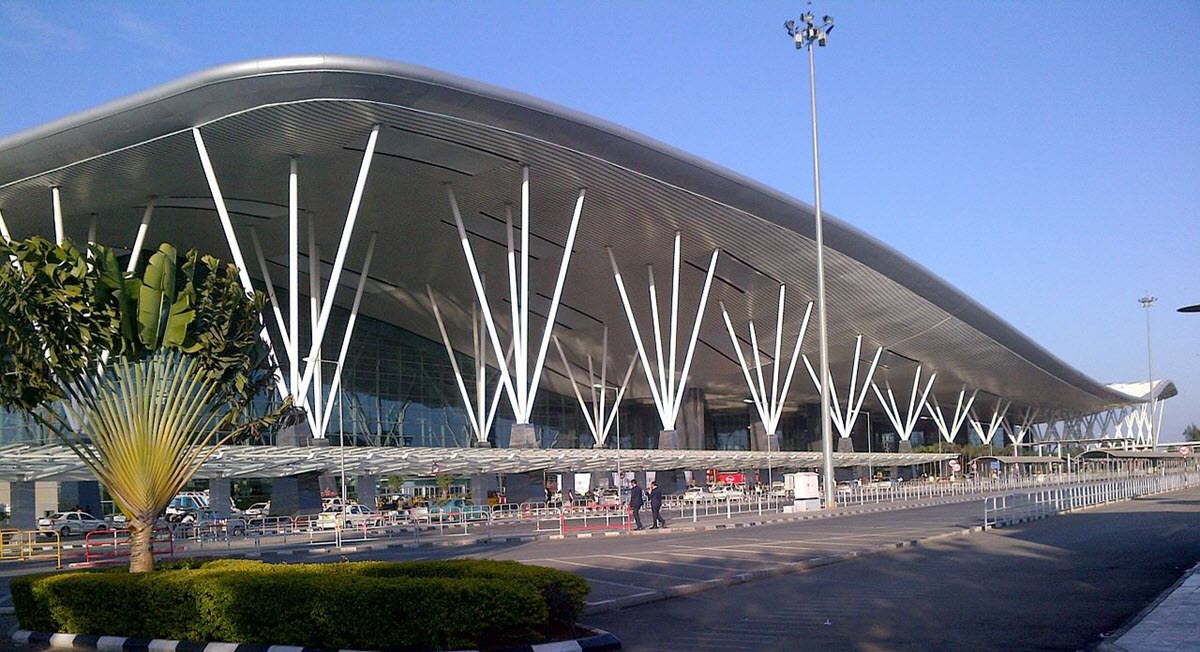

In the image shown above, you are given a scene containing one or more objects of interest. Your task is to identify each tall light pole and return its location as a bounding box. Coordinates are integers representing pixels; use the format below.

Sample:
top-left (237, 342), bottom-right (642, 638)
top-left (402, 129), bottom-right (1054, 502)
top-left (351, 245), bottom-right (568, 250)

top-left (595, 383), bottom-right (622, 489)
top-left (786, 11), bottom-right (836, 507)
top-left (1138, 293), bottom-right (1157, 445)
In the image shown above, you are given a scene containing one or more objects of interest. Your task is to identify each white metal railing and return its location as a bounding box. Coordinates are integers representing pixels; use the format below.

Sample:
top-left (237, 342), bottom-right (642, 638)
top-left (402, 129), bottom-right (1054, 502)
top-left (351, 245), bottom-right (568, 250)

top-left (983, 470), bottom-right (1200, 527)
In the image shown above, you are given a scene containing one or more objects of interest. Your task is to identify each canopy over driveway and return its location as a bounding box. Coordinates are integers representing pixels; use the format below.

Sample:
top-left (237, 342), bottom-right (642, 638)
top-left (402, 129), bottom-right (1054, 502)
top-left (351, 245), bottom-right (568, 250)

top-left (0, 443), bottom-right (958, 482)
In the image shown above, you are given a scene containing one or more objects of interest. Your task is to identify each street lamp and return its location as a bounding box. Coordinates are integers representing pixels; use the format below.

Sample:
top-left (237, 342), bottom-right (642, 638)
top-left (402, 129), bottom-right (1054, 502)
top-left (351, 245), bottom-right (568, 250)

top-left (1138, 293), bottom-right (1157, 445)
top-left (595, 383), bottom-right (622, 490)
top-left (308, 356), bottom-right (348, 507)
top-left (785, 11), bottom-right (837, 507)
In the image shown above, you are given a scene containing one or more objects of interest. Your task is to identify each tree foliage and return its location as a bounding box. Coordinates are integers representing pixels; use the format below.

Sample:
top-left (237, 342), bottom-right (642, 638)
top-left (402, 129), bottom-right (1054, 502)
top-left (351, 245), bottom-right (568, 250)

top-left (0, 236), bottom-right (287, 571)
top-left (1184, 423), bottom-right (1200, 443)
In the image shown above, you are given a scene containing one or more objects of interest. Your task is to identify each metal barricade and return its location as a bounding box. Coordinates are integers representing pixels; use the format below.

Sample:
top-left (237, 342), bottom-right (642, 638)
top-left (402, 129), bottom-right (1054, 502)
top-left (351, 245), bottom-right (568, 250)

top-left (21, 530), bottom-right (61, 569)
top-left (559, 505), bottom-right (630, 534)
top-left (84, 527), bottom-right (173, 565)
top-left (0, 529), bottom-right (22, 561)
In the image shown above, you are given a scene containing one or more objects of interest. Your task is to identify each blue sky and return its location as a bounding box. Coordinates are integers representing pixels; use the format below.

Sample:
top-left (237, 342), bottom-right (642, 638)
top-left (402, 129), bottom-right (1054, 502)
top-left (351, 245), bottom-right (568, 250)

top-left (2, 1), bottom-right (1197, 441)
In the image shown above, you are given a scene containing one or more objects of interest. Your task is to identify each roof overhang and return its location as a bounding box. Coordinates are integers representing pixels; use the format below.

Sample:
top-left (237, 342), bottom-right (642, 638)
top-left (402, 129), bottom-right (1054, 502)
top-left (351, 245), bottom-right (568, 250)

top-left (0, 55), bottom-right (1140, 416)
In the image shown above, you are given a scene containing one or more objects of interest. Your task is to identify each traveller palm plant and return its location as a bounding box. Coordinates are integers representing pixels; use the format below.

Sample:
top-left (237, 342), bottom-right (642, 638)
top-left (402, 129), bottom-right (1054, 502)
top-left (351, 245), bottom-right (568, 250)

top-left (0, 236), bottom-right (284, 571)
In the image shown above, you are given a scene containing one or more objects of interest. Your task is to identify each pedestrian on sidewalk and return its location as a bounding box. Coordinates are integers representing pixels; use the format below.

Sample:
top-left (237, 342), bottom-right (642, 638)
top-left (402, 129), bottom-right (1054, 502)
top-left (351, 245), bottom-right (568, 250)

top-left (649, 480), bottom-right (666, 528)
top-left (628, 479), bottom-right (645, 530)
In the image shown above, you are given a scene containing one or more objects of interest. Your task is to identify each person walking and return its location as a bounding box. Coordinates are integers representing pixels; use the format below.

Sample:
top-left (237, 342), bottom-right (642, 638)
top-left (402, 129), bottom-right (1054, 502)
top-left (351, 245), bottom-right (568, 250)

top-left (628, 479), bottom-right (645, 530)
top-left (648, 480), bottom-right (666, 529)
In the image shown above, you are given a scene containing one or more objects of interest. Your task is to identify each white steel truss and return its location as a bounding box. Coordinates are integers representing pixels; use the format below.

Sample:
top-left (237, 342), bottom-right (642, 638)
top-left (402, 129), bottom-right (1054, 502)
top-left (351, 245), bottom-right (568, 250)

top-left (871, 366), bottom-right (937, 445)
top-left (446, 166), bottom-right (585, 426)
top-left (969, 399), bottom-right (1010, 446)
top-left (925, 386), bottom-right (978, 444)
top-left (608, 232), bottom-right (720, 431)
top-left (126, 200), bottom-right (155, 274)
top-left (51, 186), bottom-right (63, 245)
top-left (1004, 405), bottom-right (1039, 451)
top-left (193, 128), bottom-right (381, 437)
top-left (718, 286), bottom-right (812, 436)
top-left (553, 327), bottom-right (638, 448)
top-left (427, 285), bottom-right (511, 445)
top-left (802, 335), bottom-right (882, 441)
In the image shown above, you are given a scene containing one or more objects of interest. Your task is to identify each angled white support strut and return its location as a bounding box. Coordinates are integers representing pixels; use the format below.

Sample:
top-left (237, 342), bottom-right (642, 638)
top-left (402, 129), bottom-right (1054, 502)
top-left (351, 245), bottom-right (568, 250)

top-left (926, 386), bottom-right (978, 444)
top-left (719, 285), bottom-right (813, 436)
top-left (192, 127), bottom-right (288, 402)
top-left (427, 285), bottom-right (511, 445)
top-left (803, 334), bottom-right (882, 440)
top-left (553, 327), bottom-right (637, 448)
top-left (871, 365), bottom-right (937, 444)
top-left (970, 400), bottom-right (1011, 446)
top-left (608, 232), bottom-right (719, 431)
top-left (446, 165), bottom-right (586, 425)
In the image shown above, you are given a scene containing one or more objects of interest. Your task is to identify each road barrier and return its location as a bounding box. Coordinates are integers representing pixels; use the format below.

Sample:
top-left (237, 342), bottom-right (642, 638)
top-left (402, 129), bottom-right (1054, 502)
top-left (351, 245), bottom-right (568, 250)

top-left (984, 470), bottom-right (1200, 527)
top-left (559, 505), bottom-right (631, 535)
top-left (83, 527), bottom-right (173, 565)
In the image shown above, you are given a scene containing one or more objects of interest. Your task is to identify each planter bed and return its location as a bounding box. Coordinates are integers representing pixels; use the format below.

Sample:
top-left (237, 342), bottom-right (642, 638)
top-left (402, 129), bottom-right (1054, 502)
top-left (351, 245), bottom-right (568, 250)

top-left (11, 558), bottom-right (598, 651)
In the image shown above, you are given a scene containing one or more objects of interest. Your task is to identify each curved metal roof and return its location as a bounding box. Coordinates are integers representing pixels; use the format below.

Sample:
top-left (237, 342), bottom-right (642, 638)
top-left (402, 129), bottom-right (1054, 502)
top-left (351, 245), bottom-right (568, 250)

top-left (0, 55), bottom-right (1137, 417)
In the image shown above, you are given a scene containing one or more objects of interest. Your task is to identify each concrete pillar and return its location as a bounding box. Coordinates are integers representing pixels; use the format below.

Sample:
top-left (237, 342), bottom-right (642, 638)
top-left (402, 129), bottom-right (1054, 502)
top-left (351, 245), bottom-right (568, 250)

top-left (58, 481), bottom-right (102, 517)
top-left (898, 439), bottom-right (914, 453)
top-left (356, 475), bottom-right (378, 508)
top-left (678, 387), bottom-right (706, 449)
top-left (470, 474), bottom-right (500, 506)
top-left (271, 472), bottom-right (323, 516)
top-left (8, 481), bottom-right (37, 530)
top-left (509, 424), bottom-right (540, 449)
top-left (560, 472), bottom-right (577, 501)
top-left (208, 479), bottom-right (232, 514)
top-left (838, 436), bottom-right (855, 453)
top-left (503, 472), bottom-right (546, 504)
top-left (658, 429), bottom-right (680, 450)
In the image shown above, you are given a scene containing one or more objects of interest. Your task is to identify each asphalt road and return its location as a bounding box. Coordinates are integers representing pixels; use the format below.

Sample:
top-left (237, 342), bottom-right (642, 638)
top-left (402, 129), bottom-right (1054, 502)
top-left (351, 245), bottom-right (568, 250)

top-left (586, 487), bottom-right (1200, 651)
top-left (3, 489), bottom-right (1196, 651)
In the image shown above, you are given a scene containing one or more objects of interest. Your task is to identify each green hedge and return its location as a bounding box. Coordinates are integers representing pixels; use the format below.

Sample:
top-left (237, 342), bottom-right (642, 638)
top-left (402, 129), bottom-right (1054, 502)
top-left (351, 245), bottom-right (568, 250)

top-left (11, 559), bottom-right (589, 651)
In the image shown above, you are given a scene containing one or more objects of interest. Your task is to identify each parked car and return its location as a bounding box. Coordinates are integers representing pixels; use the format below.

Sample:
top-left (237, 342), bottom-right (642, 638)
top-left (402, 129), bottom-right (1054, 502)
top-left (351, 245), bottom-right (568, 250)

top-left (244, 502), bottom-right (271, 517)
top-left (682, 486), bottom-right (715, 502)
top-left (597, 488), bottom-right (623, 506)
top-left (38, 511), bottom-right (108, 538)
top-left (836, 481), bottom-right (855, 496)
top-left (710, 485), bottom-right (742, 501)
top-left (316, 503), bottom-right (383, 530)
top-left (176, 510), bottom-right (247, 536)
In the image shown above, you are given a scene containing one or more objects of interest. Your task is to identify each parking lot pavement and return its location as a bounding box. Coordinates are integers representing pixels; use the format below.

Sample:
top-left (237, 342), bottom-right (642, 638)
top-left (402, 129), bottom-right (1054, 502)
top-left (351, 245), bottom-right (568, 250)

top-left (585, 487), bottom-right (1200, 651)
top-left (331, 499), bottom-right (990, 609)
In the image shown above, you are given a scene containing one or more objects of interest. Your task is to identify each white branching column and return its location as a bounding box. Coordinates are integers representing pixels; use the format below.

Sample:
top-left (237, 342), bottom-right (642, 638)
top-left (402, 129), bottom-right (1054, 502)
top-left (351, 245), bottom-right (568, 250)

top-left (446, 166), bottom-right (585, 448)
top-left (926, 386), bottom-right (978, 445)
top-left (719, 286), bottom-right (812, 455)
top-left (803, 335), bottom-right (882, 452)
top-left (1003, 406), bottom-right (1039, 456)
top-left (609, 233), bottom-right (719, 450)
top-left (195, 126), bottom-right (382, 439)
top-left (871, 366), bottom-right (936, 454)
top-left (553, 327), bottom-right (637, 449)
top-left (427, 285), bottom-right (512, 447)
top-left (970, 400), bottom-right (1010, 449)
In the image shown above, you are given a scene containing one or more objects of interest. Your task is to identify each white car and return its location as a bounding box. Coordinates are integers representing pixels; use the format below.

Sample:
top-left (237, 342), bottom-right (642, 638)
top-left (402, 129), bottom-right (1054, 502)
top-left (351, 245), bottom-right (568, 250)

top-left (37, 511), bottom-right (108, 538)
top-left (682, 486), bottom-right (715, 502)
top-left (710, 485), bottom-right (742, 501)
top-left (317, 504), bottom-right (383, 530)
top-left (176, 510), bottom-right (247, 536)
top-left (597, 488), bottom-right (623, 506)
top-left (244, 502), bottom-right (271, 517)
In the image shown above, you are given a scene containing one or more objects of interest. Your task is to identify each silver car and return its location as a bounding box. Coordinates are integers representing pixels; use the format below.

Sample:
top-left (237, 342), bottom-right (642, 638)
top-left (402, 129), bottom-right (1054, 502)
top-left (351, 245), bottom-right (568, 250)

top-left (37, 511), bottom-right (108, 538)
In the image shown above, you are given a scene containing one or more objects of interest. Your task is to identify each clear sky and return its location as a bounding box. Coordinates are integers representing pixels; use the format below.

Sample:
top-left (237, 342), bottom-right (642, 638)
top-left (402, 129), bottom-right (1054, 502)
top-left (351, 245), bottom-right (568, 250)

top-left (2, 1), bottom-right (1197, 441)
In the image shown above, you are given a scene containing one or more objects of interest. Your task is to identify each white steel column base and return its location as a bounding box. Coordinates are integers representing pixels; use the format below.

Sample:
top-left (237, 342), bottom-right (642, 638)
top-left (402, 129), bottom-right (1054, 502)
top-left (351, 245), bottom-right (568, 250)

top-left (509, 424), bottom-right (540, 449)
top-left (897, 439), bottom-right (914, 453)
top-left (837, 436), bottom-right (854, 453)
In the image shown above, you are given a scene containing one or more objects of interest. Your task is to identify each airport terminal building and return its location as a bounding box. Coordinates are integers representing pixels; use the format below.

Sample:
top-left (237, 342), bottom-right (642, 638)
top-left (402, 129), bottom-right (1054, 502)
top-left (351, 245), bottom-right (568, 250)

top-left (0, 56), bottom-right (1175, 516)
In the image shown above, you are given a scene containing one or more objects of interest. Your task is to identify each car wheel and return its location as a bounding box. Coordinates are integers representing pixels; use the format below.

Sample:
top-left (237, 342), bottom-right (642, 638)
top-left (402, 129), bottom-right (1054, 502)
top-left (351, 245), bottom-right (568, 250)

top-left (232, 526), bottom-right (245, 536)
top-left (94, 524), bottom-right (106, 532)
top-left (60, 526), bottom-right (71, 538)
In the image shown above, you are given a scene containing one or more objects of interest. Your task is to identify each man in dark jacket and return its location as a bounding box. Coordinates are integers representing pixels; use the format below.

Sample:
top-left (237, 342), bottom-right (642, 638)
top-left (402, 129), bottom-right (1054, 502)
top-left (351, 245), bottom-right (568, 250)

top-left (628, 479), bottom-right (645, 530)
top-left (648, 480), bottom-right (666, 528)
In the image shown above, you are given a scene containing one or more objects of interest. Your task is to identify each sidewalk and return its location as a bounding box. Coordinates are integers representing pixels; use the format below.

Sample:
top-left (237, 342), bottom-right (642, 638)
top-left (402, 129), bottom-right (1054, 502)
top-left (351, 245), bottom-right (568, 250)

top-left (1103, 562), bottom-right (1200, 652)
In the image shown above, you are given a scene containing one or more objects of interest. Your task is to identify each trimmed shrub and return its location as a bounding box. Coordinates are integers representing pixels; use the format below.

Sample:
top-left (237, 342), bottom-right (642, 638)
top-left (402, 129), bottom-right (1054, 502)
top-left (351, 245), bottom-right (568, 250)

top-left (11, 558), bottom-right (587, 651)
